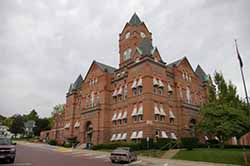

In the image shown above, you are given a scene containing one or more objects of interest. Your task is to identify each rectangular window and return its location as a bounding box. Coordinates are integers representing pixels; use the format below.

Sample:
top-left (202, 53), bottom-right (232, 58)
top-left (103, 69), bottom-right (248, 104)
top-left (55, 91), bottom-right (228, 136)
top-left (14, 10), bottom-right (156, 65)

top-left (138, 115), bottom-right (143, 121)
top-left (113, 121), bottom-right (116, 126)
top-left (159, 88), bottom-right (163, 95)
top-left (138, 87), bottom-right (142, 95)
top-left (133, 116), bottom-right (137, 122)
top-left (132, 88), bottom-right (137, 96)
top-left (154, 87), bottom-right (158, 95)
top-left (155, 115), bottom-right (159, 121)
top-left (123, 118), bottom-right (127, 124)
top-left (170, 118), bottom-right (174, 125)
top-left (160, 116), bottom-right (165, 121)
top-left (118, 120), bottom-right (122, 125)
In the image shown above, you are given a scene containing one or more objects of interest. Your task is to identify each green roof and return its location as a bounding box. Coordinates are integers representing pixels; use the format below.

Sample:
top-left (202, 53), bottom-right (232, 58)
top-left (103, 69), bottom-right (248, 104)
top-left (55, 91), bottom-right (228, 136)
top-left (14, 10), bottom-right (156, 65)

top-left (195, 65), bottom-right (208, 82)
top-left (129, 13), bottom-right (142, 26)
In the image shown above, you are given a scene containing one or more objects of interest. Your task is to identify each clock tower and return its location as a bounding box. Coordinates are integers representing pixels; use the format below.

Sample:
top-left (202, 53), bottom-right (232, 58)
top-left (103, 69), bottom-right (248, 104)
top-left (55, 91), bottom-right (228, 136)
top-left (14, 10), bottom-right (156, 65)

top-left (119, 13), bottom-right (153, 68)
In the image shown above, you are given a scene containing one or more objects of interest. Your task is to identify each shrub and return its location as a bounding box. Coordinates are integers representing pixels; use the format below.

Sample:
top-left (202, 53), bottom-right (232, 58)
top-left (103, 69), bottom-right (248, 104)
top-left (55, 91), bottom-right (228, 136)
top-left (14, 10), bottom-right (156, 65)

top-left (181, 137), bottom-right (199, 150)
top-left (63, 137), bottom-right (79, 148)
top-left (92, 139), bottom-right (177, 151)
top-left (48, 139), bottom-right (57, 145)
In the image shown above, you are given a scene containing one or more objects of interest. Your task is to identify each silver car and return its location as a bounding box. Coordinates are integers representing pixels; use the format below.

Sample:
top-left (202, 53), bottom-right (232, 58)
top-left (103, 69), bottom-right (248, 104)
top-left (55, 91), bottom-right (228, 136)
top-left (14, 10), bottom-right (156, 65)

top-left (110, 147), bottom-right (137, 163)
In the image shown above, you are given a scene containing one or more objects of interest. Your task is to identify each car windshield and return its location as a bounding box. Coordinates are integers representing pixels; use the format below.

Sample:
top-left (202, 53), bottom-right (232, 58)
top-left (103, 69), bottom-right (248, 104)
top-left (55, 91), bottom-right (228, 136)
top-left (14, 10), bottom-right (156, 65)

top-left (0, 138), bottom-right (11, 145)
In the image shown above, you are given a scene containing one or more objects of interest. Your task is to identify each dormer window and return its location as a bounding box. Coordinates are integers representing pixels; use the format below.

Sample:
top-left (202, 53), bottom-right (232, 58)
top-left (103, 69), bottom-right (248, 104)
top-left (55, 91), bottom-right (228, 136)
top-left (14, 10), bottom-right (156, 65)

top-left (123, 48), bottom-right (132, 61)
top-left (125, 32), bottom-right (130, 39)
top-left (140, 32), bottom-right (146, 38)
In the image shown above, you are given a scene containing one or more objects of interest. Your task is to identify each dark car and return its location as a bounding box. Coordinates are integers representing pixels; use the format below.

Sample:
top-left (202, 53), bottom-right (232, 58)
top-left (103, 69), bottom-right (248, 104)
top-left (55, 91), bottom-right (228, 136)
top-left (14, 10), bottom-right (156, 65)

top-left (110, 147), bottom-right (137, 163)
top-left (0, 137), bottom-right (16, 163)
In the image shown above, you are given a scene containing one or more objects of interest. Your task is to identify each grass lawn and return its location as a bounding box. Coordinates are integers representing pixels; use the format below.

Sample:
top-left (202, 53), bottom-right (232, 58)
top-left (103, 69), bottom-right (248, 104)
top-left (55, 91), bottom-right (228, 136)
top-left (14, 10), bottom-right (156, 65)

top-left (136, 150), bottom-right (165, 158)
top-left (173, 148), bottom-right (250, 165)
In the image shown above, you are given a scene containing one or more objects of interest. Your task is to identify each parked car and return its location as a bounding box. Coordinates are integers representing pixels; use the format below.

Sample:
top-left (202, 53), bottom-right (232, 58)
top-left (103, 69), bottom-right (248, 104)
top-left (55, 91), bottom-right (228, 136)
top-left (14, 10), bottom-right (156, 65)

top-left (110, 147), bottom-right (137, 163)
top-left (0, 136), bottom-right (16, 163)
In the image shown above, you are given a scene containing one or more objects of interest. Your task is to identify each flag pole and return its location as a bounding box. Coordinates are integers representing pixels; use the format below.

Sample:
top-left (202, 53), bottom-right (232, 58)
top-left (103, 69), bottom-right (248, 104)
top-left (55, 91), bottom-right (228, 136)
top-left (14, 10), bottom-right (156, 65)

top-left (234, 39), bottom-right (250, 114)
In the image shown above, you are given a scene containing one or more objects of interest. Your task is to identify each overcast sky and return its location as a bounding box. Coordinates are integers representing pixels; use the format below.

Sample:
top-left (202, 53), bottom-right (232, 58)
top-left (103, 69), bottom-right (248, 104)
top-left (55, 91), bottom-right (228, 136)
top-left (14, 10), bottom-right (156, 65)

top-left (0, 0), bottom-right (249, 117)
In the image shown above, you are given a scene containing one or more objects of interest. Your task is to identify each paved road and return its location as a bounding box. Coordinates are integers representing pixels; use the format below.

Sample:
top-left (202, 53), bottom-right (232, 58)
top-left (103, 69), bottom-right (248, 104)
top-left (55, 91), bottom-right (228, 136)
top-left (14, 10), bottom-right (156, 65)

top-left (0, 143), bottom-right (122, 166)
top-left (0, 142), bottom-right (236, 166)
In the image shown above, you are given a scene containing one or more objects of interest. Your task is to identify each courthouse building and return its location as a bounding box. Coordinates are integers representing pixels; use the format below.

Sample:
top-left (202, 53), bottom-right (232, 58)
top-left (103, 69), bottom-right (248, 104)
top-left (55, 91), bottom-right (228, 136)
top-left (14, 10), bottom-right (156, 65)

top-left (41, 13), bottom-right (209, 145)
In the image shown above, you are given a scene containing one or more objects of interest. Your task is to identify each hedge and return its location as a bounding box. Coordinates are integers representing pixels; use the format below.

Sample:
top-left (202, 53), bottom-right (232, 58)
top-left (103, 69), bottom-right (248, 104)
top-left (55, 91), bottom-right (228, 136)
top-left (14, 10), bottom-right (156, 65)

top-left (48, 139), bottom-right (57, 145)
top-left (92, 138), bottom-right (177, 151)
top-left (180, 137), bottom-right (199, 150)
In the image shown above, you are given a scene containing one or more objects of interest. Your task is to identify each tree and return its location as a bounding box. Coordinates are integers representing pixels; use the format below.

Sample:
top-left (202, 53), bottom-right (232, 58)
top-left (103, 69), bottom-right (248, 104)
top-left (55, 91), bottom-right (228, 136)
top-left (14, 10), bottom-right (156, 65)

top-left (50, 104), bottom-right (64, 128)
top-left (199, 71), bottom-right (250, 146)
top-left (3, 117), bottom-right (14, 128)
top-left (24, 109), bottom-right (39, 122)
top-left (33, 118), bottom-right (51, 136)
top-left (0, 114), bottom-right (6, 124)
top-left (52, 104), bottom-right (64, 116)
top-left (10, 114), bottom-right (25, 136)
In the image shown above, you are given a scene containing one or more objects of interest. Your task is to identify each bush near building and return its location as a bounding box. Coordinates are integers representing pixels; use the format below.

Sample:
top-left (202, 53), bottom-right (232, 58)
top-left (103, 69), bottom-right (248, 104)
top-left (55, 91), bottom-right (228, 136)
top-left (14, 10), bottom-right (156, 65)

top-left (180, 137), bottom-right (199, 150)
top-left (92, 138), bottom-right (176, 151)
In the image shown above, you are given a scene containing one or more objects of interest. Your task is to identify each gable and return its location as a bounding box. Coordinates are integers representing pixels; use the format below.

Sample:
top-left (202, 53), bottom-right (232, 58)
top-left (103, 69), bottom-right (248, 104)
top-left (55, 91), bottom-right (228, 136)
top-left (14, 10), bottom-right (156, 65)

top-left (176, 57), bottom-right (196, 76)
top-left (83, 61), bottom-right (116, 82)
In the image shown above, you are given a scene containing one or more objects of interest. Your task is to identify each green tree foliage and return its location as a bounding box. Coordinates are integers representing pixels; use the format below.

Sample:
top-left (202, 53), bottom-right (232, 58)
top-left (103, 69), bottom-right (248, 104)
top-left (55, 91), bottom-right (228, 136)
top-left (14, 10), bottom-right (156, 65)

top-left (24, 109), bottom-right (39, 122)
top-left (50, 104), bottom-right (64, 128)
top-left (52, 104), bottom-right (64, 116)
top-left (0, 115), bottom-right (6, 124)
top-left (10, 114), bottom-right (25, 136)
top-left (199, 71), bottom-right (250, 145)
top-left (3, 117), bottom-right (14, 128)
top-left (33, 118), bottom-right (51, 136)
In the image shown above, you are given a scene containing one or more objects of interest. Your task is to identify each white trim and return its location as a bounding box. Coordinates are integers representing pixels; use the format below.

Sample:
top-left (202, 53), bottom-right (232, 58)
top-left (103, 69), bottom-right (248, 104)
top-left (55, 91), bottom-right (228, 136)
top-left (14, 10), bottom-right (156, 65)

top-left (131, 106), bottom-right (137, 116)
top-left (117, 87), bottom-right (123, 96)
top-left (131, 79), bottom-right (137, 89)
top-left (64, 123), bottom-right (70, 129)
top-left (122, 111), bottom-right (127, 119)
top-left (74, 121), bottom-right (80, 128)
top-left (159, 105), bottom-right (166, 116)
top-left (154, 104), bottom-right (160, 115)
top-left (170, 133), bottom-right (177, 140)
top-left (153, 78), bottom-right (159, 86)
top-left (137, 104), bottom-right (143, 115)
top-left (116, 133), bottom-right (122, 140)
top-left (130, 131), bottom-right (137, 139)
top-left (161, 131), bottom-right (168, 138)
top-left (158, 80), bottom-right (164, 88)
top-left (121, 133), bottom-right (127, 140)
top-left (137, 131), bottom-right (143, 139)
top-left (137, 78), bottom-right (143, 87)
top-left (116, 112), bottom-right (122, 120)
top-left (111, 134), bottom-right (116, 141)
top-left (168, 84), bottom-right (173, 93)
top-left (112, 89), bottom-right (117, 97)
top-left (169, 110), bottom-right (175, 119)
top-left (112, 112), bottom-right (117, 121)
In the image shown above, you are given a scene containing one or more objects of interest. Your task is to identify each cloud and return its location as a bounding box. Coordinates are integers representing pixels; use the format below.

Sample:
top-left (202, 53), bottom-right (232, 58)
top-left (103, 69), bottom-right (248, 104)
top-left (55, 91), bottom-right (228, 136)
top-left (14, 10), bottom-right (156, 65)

top-left (0, 0), bottom-right (249, 117)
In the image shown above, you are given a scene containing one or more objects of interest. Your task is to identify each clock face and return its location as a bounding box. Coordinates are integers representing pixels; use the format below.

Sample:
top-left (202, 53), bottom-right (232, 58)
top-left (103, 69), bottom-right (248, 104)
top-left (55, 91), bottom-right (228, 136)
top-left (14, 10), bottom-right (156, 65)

top-left (123, 48), bottom-right (132, 61)
top-left (140, 32), bottom-right (146, 38)
top-left (125, 32), bottom-right (130, 39)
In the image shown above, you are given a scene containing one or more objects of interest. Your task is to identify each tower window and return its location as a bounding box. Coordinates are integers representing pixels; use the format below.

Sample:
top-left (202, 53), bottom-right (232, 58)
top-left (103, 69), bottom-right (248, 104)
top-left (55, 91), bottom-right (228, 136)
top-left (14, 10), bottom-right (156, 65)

top-left (125, 32), bottom-right (130, 39)
top-left (123, 48), bottom-right (132, 61)
top-left (140, 32), bottom-right (146, 38)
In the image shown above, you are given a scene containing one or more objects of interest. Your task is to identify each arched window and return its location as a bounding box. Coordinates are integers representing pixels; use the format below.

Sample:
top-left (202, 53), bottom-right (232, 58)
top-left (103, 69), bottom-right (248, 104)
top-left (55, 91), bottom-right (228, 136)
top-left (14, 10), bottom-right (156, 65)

top-left (123, 48), bottom-right (132, 61)
top-left (186, 87), bottom-right (191, 104)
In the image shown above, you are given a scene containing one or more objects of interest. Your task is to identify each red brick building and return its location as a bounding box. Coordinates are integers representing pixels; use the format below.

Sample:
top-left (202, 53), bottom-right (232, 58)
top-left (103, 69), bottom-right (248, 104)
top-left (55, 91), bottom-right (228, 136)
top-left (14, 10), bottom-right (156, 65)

top-left (41, 13), bottom-right (209, 145)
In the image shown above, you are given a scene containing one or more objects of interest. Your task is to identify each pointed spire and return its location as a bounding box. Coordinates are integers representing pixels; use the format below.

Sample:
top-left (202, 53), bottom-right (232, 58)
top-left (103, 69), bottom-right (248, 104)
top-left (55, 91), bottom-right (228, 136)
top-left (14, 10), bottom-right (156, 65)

top-left (129, 13), bottom-right (142, 26)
